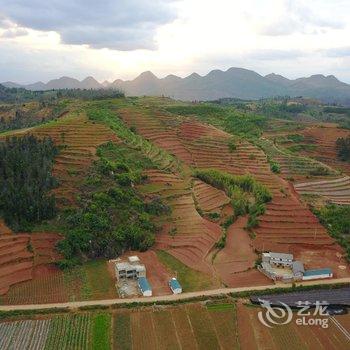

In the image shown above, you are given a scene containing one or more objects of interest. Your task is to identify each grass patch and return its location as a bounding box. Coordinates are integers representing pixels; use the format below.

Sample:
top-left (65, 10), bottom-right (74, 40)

top-left (83, 260), bottom-right (116, 299)
top-left (286, 144), bottom-right (317, 153)
top-left (92, 313), bottom-right (111, 350)
top-left (156, 250), bottom-right (214, 292)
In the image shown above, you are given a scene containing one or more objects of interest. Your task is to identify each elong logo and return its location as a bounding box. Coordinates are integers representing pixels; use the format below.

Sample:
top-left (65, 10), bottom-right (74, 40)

top-left (257, 299), bottom-right (329, 329)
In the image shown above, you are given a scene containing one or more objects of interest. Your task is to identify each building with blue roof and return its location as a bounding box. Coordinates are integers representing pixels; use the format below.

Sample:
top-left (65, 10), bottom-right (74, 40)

top-left (302, 268), bottom-right (333, 281)
top-left (138, 277), bottom-right (152, 296)
top-left (169, 278), bottom-right (182, 294)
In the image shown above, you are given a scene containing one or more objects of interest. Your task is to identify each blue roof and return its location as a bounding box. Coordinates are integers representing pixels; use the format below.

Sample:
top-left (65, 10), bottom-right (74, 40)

top-left (169, 278), bottom-right (182, 290)
top-left (138, 277), bottom-right (152, 292)
top-left (304, 268), bottom-right (332, 276)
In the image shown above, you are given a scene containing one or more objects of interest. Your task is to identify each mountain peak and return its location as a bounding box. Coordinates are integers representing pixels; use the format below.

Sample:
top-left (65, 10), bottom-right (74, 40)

top-left (186, 72), bottom-right (201, 79)
top-left (82, 76), bottom-right (98, 82)
top-left (137, 71), bottom-right (157, 80)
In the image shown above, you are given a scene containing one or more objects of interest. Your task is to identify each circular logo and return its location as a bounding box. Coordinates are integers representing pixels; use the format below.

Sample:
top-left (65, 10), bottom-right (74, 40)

top-left (257, 299), bottom-right (293, 328)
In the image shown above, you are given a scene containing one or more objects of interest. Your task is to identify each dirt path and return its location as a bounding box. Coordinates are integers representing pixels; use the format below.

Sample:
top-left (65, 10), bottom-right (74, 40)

top-left (1, 278), bottom-right (349, 312)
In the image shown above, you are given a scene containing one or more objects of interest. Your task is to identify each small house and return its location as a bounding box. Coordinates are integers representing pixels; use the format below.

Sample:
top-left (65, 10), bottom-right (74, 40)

top-left (138, 277), bottom-right (152, 297)
top-left (268, 252), bottom-right (294, 267)
top-left (302, 268), bottom-right (333, 281)
top-left (115, 256), bottom-right (146, 281)
top-left (292, 261), bottom-right (305, 279)
top-left (169, 278), bottom-right (182, 294)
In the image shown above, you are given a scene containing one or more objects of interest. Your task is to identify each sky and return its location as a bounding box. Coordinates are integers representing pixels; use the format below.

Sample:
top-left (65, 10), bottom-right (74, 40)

top-left (0, 0), bottom-right (350, 84)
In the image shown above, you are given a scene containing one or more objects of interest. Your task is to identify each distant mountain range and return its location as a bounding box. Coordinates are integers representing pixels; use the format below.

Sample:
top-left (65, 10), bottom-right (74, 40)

top-left (3, 67), bottom-right (350, 104)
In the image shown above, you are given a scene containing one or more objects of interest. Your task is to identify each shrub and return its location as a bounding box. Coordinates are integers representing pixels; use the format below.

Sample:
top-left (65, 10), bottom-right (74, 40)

top-left (228, 139), bottom-right (237, 152)
top-left (336, 136), bottom-right (350, 162)
top-left (309, 166), bottom-right (330, 176)
top-left (270, 161), bottom-right (281, 173)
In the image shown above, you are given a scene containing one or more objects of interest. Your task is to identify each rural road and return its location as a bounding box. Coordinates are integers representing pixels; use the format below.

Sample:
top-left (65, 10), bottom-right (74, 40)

top-left (1, 277), bottom-right (349, 312)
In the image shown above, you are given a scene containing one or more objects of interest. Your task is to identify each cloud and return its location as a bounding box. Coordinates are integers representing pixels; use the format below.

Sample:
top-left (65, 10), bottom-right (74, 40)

top-left (247, 49), bottom-right (305, 61)
top-left (0, 27), bottom-right (28, 38)
top-left (324, 47), bottom-right (350, 57)
top-left (260, 0), bottom-right (345, 36)
top-left (0, 0), bottom-right (178, 50)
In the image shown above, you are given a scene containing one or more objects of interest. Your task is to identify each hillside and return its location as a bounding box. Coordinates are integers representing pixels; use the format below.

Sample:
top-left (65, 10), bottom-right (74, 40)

top-left (0, 95), bottom-right (349, 304)
top-left (3, 67), bottom-right (350, 104)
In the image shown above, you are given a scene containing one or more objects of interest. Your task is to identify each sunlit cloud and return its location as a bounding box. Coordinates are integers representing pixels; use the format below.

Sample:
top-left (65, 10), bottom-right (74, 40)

top-left (0, 0), bottom-right (349, 83)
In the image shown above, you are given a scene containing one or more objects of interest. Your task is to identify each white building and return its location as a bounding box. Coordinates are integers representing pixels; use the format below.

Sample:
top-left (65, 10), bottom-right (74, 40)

top-left (115, 256), bottom-right (146, 281)
top-left (262, 252), bottom-right (294, 267)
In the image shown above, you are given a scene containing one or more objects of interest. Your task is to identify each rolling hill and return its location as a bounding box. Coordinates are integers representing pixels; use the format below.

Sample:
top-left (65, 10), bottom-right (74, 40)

top-left (3, 67), bottom-right (350, 104)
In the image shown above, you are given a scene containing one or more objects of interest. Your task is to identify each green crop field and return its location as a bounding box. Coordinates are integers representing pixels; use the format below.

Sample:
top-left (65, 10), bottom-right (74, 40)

top-left (1, 301), bottom-right (349, 349)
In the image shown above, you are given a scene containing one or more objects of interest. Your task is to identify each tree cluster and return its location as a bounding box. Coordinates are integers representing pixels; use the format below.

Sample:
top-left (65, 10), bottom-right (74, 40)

top-left (336, 136), bottom-right (350, 162)
top-left (0, 135), bottom-right (58, 231)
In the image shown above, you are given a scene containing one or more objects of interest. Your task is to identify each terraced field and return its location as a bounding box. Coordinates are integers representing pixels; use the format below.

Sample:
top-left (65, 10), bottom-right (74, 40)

top-left (118, 108), bottom-right (194, 165)
top-left (193, 179), bottom-right (231, 214)
top-left (255, 137), bottom-right (336, 181)
top-left (300, 126), bottom-right (350, 174)
top-left (295, 176), bottom-right (350, 205)
top-left (0, 220), bottom-right (61, 296)
top-left (31, 113), bottom-right (119, 207)
top-left (1, 260), bottom-right (116, 305)
top-left (118, 102), bottom-right (348, 281)
top-left (0, 232), bottom-right (33, 295)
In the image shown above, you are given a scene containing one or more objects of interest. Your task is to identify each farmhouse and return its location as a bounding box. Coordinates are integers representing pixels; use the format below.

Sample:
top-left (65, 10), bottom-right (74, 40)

top-left (138, 277), bottom-right (152, 296)
top-left (259, 251), bottom-right (332, 282)
top-left (169, 278), bottom-right (182, 294)
top-left (115, 256), bottom-right (146, 281)
top-left (262, 252), bottom-right (294, 267)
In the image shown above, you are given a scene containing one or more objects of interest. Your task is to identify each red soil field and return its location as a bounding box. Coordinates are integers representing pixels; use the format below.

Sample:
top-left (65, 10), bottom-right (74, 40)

top-left (213, 217), bottom-right (260, 286)
top-left (237, 301), bottom-right (350, 350)
top-left (118, 109), bottom-right (194, 165)
top-left (0, 219), bottom-right (12, 235)
top-left (0, 221), bottom-right (33, 295)
top-left (156, 191), bottom-right (222, 274)
top-left (300, 125), bottom-right (350, 175)
top-left (294, 176), bottom-right (350, 205)
top-left (121, 106), bottom-right (349, 284)
top-left (193, 179), bottom-right (231, 213)
top-left (0, 229), bottom-right (62, 296)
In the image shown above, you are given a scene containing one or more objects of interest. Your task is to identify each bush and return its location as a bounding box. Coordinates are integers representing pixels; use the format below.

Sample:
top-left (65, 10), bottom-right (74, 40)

top-left (270, 161), bottom-right (281, 173)
top-left (336, 136), bottom-right (350, 162)
top-left (228, 139), bottom-right (237, 152)
top-left (309, 166), bottom-right (330, 176)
